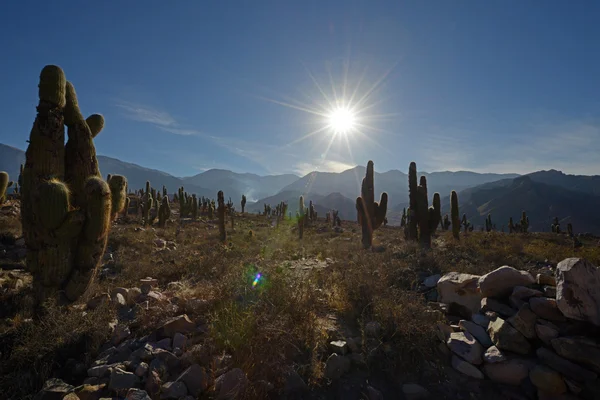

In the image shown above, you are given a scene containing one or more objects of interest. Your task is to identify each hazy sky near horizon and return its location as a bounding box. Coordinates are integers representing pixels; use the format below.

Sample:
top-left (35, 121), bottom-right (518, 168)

top-left (1, 1), bottom-right (599, 177)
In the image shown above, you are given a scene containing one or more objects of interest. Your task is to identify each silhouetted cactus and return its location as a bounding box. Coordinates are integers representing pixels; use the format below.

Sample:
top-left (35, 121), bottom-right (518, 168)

top-left (432, 193), bottom-right (441, 232)
top-left (0, 172), bottom-right (9, 204)
top-left (461, 213), bottom-right (471, 233)
top-left (520, 211), bottom-right (529, 233)
top-left (485, 213), bottom-right (493, 232)
top-left (107, 175), bottom-right (128, 220)
top-left (241, 194), bottom-right (247, 213)
top-left (124, 197), bottom-right (130, 217)
top-left (407, 162), bottom-right (418, 240)
top-left (442, 214), bottom-right (450, 231)
top-left (192, 194), bottom-right (198, 220)
top-left (298, 196), bottom-right (305, 239)
top-left (355, 161), bottom-right (387, 249)
top-left (508, 217), bottom-right (514, 233)
top-left (400, 208), bottom-right (407, 227)
top-left (158, 196), bottom-right (171, 228)
top-left (217, 191), bottom-right (226, 241)
top-left (21, 65), bottom-right (112, 304)
top-left (451, 191), bottom-right (460, 240)
top-left (567, 222), bottom-right (573, 237)
top-left (551, 217), bottom-right (561, 234)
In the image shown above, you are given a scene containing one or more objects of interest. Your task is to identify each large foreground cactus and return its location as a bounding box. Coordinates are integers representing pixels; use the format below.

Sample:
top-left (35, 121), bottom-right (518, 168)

top-left (21, 65), bottom-right (112, 304)
top-left (356, 160), bottom-right (387, 249)
top-left (0, 171), bottom-right (12, 204)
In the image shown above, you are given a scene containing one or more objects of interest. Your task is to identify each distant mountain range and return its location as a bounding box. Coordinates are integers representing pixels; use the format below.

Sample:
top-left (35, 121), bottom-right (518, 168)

top-left (2, 142), bottom-right (599, 233)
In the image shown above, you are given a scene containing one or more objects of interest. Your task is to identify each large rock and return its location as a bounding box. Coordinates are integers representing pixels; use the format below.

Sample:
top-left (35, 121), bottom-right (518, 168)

top-left (160, 381), bottom-right (187, 399)
top-left (176, 364), bottom-right (208, 396)
top-left (529, 297), bottom-right (566, 322)
top-left (555, 258), bottom-right (600, 326)
top-left (437, 272), bottom-right (482, 314)
top-left (530, 364), bottom-right (566, 395)
top-left (450, 355), bottom-right (484, 379)
top-left (483, 359), bottom-right (530, 386)
top-left (478, 266), bottom-right (535, 298)
top-left (536, 347), bottom-right (597, 382)
top-left (34, 379), bottom-right (74, 400)
top-left (156, 315), bottom-right (196, 338)
top-left (507, 304), bottom-right (537, 340)
top-left (215, 368), bottom-right (248, 399)
top-left (109, 368), bottom-right (138, 392)
top-left (481, 298), bottom-right (517, 318)
top-left (446, 331), bottom-right (483, 364)
top-left (535, 320), bottom-right (559, 345)
top-left (483, 346), bottom-right (506, 363)
top-left (459, 320), bottom-right (493, 348)
top-left (551, 337), bottom-right (600, 373)
top-left (487, 317), bottom-right (531, 355)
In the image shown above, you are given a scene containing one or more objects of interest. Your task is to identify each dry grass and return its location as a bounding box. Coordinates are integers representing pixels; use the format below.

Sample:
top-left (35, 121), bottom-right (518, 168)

top-left (1, 205), bottom-right (599, 398)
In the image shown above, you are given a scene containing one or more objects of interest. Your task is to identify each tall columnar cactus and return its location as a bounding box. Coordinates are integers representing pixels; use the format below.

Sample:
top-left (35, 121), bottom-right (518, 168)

top-left (142, 191), bottom-right (154, 226)
top-left (21, 65), bottom-right (112, 303)
top-left (309, 200), bottom-right (315, 222)
top-left (192, 194), bottom-right (198, 220)
top-left (520, 211), bottom-right (529, 233)
top-left (298, 195), bottom-right (305, 239)
top-left (355, 161), bottom-right (387, 249)
top-left (0, 172), bottom-right (9, 204)
top-left (124, 197), bottom-right (131, 217)
top-left (567, 223), bottom-right (573, 237)
top-left (552, 217), bottom-right (561, 234)
top-left (442, 214), bottom-right (451, 231)
top-left (158, 196), bottom-right (171, 228)
top-left (107, 175), bottom-right (128, 220)
top-left (241, 194), bottom-right (246, 214)
top-left (432, 193), bottom-right (441, 232)
top-left (508, 217), bottom-right (514, 233)
top-left (217, 191), bottom-right (226, 241)
top-left (461, 214), bottom-right (469, 233)
top-left (485, 213), bottom-right (493, 232)
top-left (163, 185), bottom-right (167, 197)
top-left (450, 190), bottom-right (460, 240)
top-left (407, 162), bottom-right (418, 240)
top-left (18, 164), bottom-right (24, 188)
top-left (415, 175), bottom-right (437, 248)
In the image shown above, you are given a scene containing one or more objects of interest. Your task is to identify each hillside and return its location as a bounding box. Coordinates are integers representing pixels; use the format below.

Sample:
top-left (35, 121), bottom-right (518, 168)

top-left (247, 190), bottom-right (357, 220)
top-left (439, 176), bottom-right (600, 234)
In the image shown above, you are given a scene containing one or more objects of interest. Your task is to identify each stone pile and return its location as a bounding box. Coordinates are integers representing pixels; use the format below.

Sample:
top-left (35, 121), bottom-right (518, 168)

top-left (432, 258), bottom-right (600, 400)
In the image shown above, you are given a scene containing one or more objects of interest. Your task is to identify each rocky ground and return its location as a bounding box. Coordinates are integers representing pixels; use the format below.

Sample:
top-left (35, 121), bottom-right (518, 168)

top-left (1, 199), bottom-right (600, 399)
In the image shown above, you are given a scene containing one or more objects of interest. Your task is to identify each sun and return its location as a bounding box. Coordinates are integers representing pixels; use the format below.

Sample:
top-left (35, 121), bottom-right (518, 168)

top-left (327, 107), bottom-right (356, 135)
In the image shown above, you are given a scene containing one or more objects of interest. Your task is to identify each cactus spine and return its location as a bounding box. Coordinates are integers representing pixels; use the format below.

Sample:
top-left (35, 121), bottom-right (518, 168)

top-left (107, 175), bottom-right (128, 220)
top-left (355, 160), bottom-right (387, 249)
top-left (450, 190), bottom-right (460, 240)
top-left (158, 196), bottom-right (171, 227)
top-left (217, 191), bottom-right (226, 241)
top-left (21, 65), bottom-right (111, 303)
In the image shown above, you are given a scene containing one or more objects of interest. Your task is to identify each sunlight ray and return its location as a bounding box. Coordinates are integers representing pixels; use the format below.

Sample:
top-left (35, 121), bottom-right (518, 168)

top-left (352, 61), bottom-right (398, 111)
top-left (302, 62), bottom-right (336, 111)
top-left (255, 95), bottom-right (329, 118)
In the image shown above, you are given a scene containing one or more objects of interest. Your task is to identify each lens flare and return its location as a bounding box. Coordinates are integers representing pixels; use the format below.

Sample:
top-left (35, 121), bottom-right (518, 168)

top-left (252, 273), bottom-right (262, 287)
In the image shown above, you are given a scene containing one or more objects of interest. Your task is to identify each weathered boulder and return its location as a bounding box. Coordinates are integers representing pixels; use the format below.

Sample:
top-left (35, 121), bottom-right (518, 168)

top-left (160, 381), bottom-right (187, 399)
top-left (155, 315), bottom-right (196, 338)
top-left (536, 347), bottom-right (597, 382)
top-left (459, 320), bottom-right (493, 348)
top-left (478, 266), bottom-right (535, 298)
top-left (450, 355), bottom-right (483, 379)
top-left (555, 258), bottom-right (600, 326)
top-left (109, 368), bottom-right (138, 392)
top-left (215, 368), bottom-right (248, 399)
top-left (483, 346), bottom-right (506, 363)
top-left (507, 304), bottom-right (537, 340)
top-left (512, 286), bottom-right (543, 300)
top-left (471, 313), bottom-right (490, 329)
top-left (446, 331), bottom-right (483, 364)
top-left (551, 337), bottom-right (600, 373)
top-left (537, 273), bottom-right (557, 287)
top-left (529, 364), bottom-right (566, 395)
top-left (488, 317), bottom-right (531, 355)
top-left (481, 298), bottom-right (517, 318)
top-left (535, 320), bottom-right (559, 345)
top-left (34, 379), bottom-right (74, 400)
top-left (483, 359), bottom-right (530, 386)
top-left (529, 297), bottom-right (566, 322)
top-left (176, 364), bottom-right (209, 397)
top-left (437, 272), bottom-right (482, 314)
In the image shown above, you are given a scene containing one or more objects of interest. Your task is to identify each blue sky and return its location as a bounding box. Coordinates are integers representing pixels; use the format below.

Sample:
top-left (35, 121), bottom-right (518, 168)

top-left (1, 1), bottom-right (599, 177)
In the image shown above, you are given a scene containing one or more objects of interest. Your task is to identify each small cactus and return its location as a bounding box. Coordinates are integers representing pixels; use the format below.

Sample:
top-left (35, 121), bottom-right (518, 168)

top-left (241, 194), bottom-right (247, 213)
top-left (485, 213), bottom-right (493, 232)
top-left (520, 211), bottom-right (529, 233)
top-left (551, 217), bottom-right (561, 234)
top-left (451, 191), bottom-right (460, 240)
top-left (107, 175), bottom-right (128, 220)
top-left (298, 196), bottom-right (305, 239)
top-left (0, 171), bottom-right (9, 204)
top-left (217, 191), bottom-right (226, 241)
top-left (158, 196), bottom-right (171, 227)
top-left (407, 162), bottom-right (418, 240)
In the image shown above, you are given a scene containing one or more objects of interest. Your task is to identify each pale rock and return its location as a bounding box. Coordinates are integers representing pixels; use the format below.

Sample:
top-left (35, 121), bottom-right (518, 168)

top-left (113, 293), bottom-right (127, 307)
top-left (156, 315), bottom-right (196, 338)
top-left (529, 364), bottom-right (567, 395)
top-left (507, 304), bottom-right (537, 340)
top-left (488, 316), bottom-right (531, 355)
top-left (537, 273), bottom-right (557, 286)
top-left (437, 272), bottom-right (482, 314)
top-left (451, 355), bottom-right (484, 379)
top-left (555, 258), bottom-right (600, 326)
top-left (529, 297), bottom-right (566, 322)
top-left (459, 320), bottom-right (493, 347)
top-left (478, 266), bottom-right (535, 298)
top-left (329, 340), bottom-right (348, 355)
top-left (446, 331), bottom-right (483, 364)
top-left (324, 354), bottom-right (351, 380)
top-left (483, 346), bottom-right (506, 363)
top-left (483, 359), bottom-right (530, 386)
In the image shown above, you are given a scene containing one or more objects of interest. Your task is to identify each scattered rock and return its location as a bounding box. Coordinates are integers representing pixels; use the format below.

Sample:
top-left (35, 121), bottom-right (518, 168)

top-left (145, 370), bottom-right (161, 398)
top-left (535, 320), bottom-right (559, 345)
top-left (125, 388), bottom-right (152, 400)
top-left (536, 347), bottom-right (597, 382)
top-left (109, 368), bottom-right (138, 392)
top-left (127, 288), bottom-right (142, 305)
top-left (488, 316), bottom-right (531, 355)
top-left (156, 315), bottom-right (196, 338)
top-left (483, 346), bottom-right (507, 363)
top-left (160, 381), bottom-right (187, 399)
top-left (451, 355), bottom-right (484, 379)
top-left (537, 273), bottom-right (557, 287)
top-left (329, 340), bottom-right (348, 355)
top-left (88, 363), bottom-right (120, 378)
top-left (113, 293), bottom-right (127, 307)
top-left (511, 286), bottom-right (543, 300)
top-left (507, 304), bottom-right (537, 340)
top-left (483, 359), bottom-right (530, 386)
top-left (215, 368), bottom-right (248, 400)
top-left (478, 266), bottom-right (535, 298)
top-left (135, 362), bottom-right (149, 378)
top-left (365, 321), bottom-right (382, 337)
top-left (551, 336), bottom-right (600, 373)
top-left (447, 331), bottom-right (483, 364)
top-left (423, 274), bottom-right (441, 288)
top-left (176, 364), bottom-right (208, 397)
top-left (111, 325), bottom-right (131, 346)
top-left (459, 320), bottom-right (493, 347)
top-left (530, 364), bottom-right (566, 395)
top-left (140, 278), bottom-right (158, 295)
top-left (87, 293), bottom-right (111, 310)
top-left (74, 383), bottom-right (107, 400)
top-left (471, 313), bottom-right (490, 329)
top-left (481, 298), bottom-right (517, 318)
top-left (435, 322), bottom-right (454, 342)
top-left (154, 239), bottom-right (166, 248)
top-left (34, 379), bottom-right (74, 400)
top-left (154, 338), bottom-right (172, 351)
top-left (543, 286), bottom-right (557, 298)
top-left (402, 383), bottom-right (430, 400)
top-left (437, 272), bottom-right (482, 314)
top-left (555, 258), bottom-right (600, 326)
top-left (284, 369), bottom-right (308, 395)
top-left (529, 297), bottom-right (566, 322)
top-left (324, 353), bottom-right (351, 380)
top-left (367, 385), bottom-right (384, 400)
top-left (173, 332), bottom-right (187, 351)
